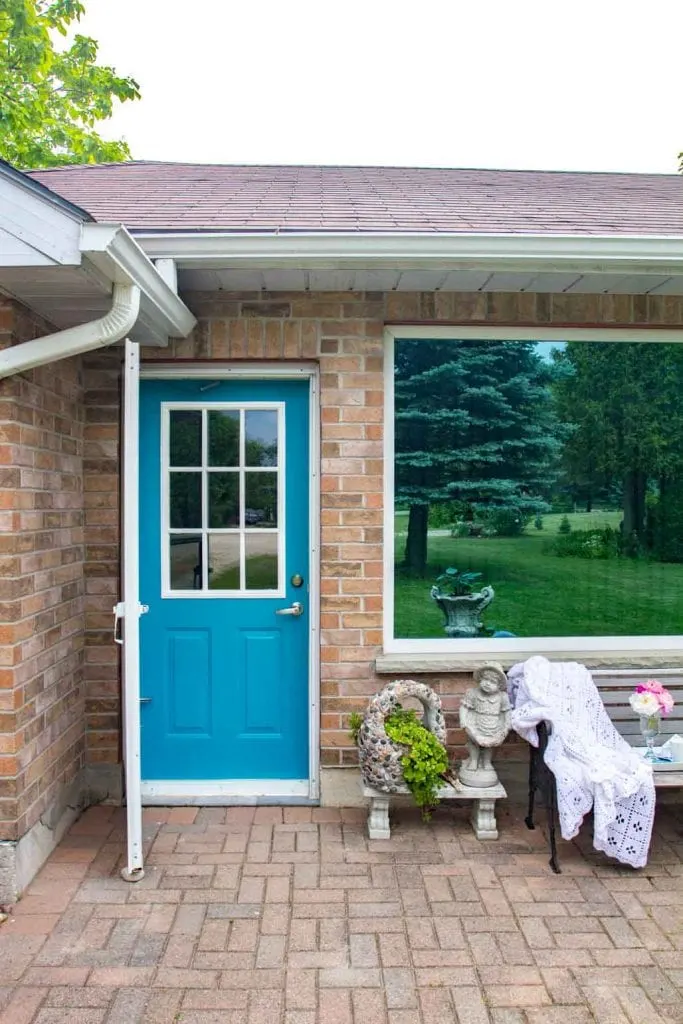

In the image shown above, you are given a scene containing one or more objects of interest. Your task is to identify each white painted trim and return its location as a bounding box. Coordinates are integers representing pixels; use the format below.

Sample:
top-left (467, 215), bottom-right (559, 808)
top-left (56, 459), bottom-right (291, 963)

top-left (0, 167), bottom-right (84, 266)
top-left (383, 331), bottom-right (397, 663)
top-left (135, 230), bottom-right (683, 275)
top-left (141, 779), bottom-right (311, 805)
top-left (141, 362), bottom-right (321, 804)
top-left (140, 362), bottom-right (318, 379)
top-left (121, 340), bottom-right (144, 878)
top-left (154, 258), bottom-right (178, 293)
top-left (383, 324), bottom-right (683, 660)
top-left (161, 401), bottom-right (285, 598)
top-left (307, 370), bottom-right (321, 802)
top-left (385, 325), bottom-right (683, 344)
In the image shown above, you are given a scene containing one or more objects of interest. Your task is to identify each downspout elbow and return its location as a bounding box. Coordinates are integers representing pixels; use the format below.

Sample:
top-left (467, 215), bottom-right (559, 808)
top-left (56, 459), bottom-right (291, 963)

top-left (0, 283), bottom-right (141, 379)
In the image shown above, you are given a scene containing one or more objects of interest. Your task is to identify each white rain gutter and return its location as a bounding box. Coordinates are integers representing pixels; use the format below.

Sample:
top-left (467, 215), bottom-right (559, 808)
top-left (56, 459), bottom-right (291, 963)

top-left (0, 282), bottom-right (140, 378)
top-left (135, 231), bottom-right (683, 274)
top-left (80, 224), bottom-right (195, 340)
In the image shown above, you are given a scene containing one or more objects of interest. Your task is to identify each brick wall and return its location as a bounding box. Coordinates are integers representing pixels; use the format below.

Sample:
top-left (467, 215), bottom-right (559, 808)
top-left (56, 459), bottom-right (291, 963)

top-left (0, 298), bottom-right (85, 842)
top-left (1, 283), bottom-right (680, 841)
top-left (82, 353), bottom-right (122, 778)
top-left (77, 287), bottom-right (678, 782)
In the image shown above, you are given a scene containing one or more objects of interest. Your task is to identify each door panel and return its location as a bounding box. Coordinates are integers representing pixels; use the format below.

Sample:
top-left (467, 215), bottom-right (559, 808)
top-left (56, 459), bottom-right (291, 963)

top-left (139, 378), bottom-right (310, 782)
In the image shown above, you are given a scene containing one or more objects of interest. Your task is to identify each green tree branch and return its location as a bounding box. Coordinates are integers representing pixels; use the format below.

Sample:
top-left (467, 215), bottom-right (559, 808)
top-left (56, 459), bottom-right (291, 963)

top-left (0, 0), bottom-right (140, 168)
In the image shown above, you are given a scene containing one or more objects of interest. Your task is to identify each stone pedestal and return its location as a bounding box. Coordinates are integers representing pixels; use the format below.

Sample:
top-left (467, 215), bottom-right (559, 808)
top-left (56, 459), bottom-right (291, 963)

top-left (362, 779), bottom-right (507, 841)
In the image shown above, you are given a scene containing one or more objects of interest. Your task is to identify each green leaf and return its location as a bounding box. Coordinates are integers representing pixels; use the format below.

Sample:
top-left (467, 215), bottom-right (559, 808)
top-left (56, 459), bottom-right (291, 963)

top-left (385, 708), bottom-right (448, 818)
top-left (0, 0), bottom-right (140, 168)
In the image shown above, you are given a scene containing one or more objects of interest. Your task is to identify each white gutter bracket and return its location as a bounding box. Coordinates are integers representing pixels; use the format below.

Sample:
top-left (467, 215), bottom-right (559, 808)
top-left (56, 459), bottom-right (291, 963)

top-left (0, 282), bottom-right (141, 378)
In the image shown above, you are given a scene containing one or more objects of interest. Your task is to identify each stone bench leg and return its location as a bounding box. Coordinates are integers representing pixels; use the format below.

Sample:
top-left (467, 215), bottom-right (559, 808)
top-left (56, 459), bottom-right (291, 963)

top-left (472, 798), bottom-right (499, 840)
top-left (367, 794), bottom-right (391, 840)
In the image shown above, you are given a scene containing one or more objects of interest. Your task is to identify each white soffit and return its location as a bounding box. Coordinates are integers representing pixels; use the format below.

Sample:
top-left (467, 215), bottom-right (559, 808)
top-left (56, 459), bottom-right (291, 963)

top-left (142, 231), bottom-right (683, 296)
top-left (176, 266), bottom-right (683, 296)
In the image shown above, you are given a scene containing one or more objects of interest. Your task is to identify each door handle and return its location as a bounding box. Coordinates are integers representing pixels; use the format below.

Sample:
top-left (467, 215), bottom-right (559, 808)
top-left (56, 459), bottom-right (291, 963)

top-left (275, 602), bottom-right (304, 617)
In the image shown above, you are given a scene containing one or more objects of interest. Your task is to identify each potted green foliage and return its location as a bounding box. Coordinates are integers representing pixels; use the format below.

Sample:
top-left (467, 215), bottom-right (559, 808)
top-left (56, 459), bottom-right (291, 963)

top-left (353, 680), bottom-right (452, 819)
top-left (430, 567), bottom-right (494, 638)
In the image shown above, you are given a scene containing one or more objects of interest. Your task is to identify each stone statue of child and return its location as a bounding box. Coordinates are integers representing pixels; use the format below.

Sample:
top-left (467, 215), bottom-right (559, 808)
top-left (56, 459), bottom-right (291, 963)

top-left (459, 662), bottom-right (511, 788)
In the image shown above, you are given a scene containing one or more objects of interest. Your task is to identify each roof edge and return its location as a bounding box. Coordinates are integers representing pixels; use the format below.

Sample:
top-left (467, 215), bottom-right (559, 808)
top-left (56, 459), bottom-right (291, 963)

top-left (0, 159), bottom-right (94, 223)
top-left (26, 160), bottom-right (683, 179)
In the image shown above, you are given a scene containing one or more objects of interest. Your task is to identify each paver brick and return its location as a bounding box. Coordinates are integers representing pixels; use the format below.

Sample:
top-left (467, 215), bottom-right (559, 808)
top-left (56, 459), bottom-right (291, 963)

top-left (43, 990), bottom-right (112, 1009)
top-left (0, 988), bottom-right (47, 1024)
top-left (318, 988), bottom-right (353, 1024)
top-left (319, 968), bottom-right (382, 988)
top-left (260, 906), bottom-right (291, 934)
top-left (448, 985), bottom-right (490, 1024)
top-left (350, 933), bottom-right (379, 967)
top-left (153, 968), bottom-right (219, 988)
top-left (248, 989), bottom-right (282, 1024)
top-left (3, 804), bottom-right (682, 1024)
top-left (382, 968), bottom-right (417, 1009)
top-left (33, 1012), bottom-right (106, 1024)
top-left (485, 984), bottom-right (552, 1007)
top-left (285, 969), bottom-right (316, 1010)
top-left (378, 933), bottom-right (410, 967)
top-left (88, 967), bottom-right (155, 987)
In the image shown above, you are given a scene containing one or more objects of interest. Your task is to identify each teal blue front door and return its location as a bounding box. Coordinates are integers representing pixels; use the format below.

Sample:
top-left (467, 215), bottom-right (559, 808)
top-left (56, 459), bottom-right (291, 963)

top-left (139, 377), bottom-right (311, 784)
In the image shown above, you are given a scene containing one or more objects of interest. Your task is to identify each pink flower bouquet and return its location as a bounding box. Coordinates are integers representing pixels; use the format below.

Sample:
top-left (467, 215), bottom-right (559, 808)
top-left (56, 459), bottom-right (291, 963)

top-left (629, 679), bottom-right (675, 718)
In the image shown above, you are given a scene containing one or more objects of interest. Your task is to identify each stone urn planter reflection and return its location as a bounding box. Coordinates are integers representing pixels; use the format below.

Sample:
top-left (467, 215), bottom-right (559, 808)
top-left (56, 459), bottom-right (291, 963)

top-left (430, 585), bottom-right (495, 638)
top-left (357, 680), bottom-right (447, 793)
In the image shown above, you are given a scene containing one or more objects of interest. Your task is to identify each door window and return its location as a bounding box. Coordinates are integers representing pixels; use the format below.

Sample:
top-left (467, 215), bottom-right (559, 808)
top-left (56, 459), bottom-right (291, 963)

top-left (163, 404), bottom-right (283, 595)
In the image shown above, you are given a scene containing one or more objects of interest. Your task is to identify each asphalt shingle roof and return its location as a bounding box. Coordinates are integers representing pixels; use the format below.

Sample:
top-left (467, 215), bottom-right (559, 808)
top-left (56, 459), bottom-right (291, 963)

top-left (26, 162), bottom-right (683, 235)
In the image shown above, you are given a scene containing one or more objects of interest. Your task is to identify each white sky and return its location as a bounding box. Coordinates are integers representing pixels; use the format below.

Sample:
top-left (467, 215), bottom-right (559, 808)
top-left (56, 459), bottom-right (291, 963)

top-left (76, 0), bottom-right (683, 174)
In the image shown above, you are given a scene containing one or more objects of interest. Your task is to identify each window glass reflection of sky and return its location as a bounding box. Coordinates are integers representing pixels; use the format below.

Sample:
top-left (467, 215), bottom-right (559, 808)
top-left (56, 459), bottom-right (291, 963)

top-left (245, 410), bottom-right (278, 447)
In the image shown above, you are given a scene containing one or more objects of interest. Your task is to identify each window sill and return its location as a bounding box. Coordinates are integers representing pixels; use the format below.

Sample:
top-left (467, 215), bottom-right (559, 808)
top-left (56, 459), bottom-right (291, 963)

top-left (375, 650), bottom-right (683, 674)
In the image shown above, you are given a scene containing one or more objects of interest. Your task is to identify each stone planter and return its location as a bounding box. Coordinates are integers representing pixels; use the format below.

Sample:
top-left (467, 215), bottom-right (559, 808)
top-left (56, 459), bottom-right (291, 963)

top-left (430, 585), bottom-right (494, 638)
top-left (357, 680), bottom-right (447, 793)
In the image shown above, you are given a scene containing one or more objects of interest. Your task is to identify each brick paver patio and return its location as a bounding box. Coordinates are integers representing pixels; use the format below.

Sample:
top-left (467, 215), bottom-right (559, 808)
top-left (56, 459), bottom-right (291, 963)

top-left (0, 801), bottom-right (681, 1023)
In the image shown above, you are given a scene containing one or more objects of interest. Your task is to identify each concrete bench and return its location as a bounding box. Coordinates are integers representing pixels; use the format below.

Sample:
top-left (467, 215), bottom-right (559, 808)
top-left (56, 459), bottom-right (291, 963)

top-left (594, 671), bottom-right (683, 789)
top-left (363, 779), bottom-right (507, 841)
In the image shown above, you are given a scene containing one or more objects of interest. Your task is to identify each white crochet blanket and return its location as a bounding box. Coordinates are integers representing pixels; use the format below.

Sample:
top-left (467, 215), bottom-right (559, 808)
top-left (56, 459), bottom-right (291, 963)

top-left (507, 656), bottom-right (655, 868)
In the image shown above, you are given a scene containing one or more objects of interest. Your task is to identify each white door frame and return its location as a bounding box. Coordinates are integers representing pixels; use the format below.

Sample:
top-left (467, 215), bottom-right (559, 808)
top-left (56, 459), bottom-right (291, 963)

top-left (133, 362), bottom-right (321, 804)
top-left (118, 339), bottom-right (147, 882)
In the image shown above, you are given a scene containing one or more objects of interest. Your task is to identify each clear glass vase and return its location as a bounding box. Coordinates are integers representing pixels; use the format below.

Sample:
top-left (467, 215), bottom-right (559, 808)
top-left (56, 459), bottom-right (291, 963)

top-left (639, 713), bottom-right (661, 761)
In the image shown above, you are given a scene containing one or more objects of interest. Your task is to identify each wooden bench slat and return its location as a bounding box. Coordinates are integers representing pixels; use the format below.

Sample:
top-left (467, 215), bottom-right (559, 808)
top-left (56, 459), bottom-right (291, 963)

top-left (598, 687), bottom-right (683, 702)
top-left (599, 708), bottom-right (682, 726)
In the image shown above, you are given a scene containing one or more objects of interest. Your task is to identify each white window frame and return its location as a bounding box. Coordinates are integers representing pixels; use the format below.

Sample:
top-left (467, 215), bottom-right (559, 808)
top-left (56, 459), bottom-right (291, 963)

top-left (161, 401), bottom-right (285, 599)
top-left (383, 324), bottom-right (683, 661)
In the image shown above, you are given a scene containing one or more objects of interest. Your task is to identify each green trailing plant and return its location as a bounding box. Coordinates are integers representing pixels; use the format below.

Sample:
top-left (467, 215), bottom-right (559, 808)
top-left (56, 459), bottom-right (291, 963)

top-left (433, 566), bottom-right (484, 596)
top-left (348, 712), bottom-right (363, 745)
top-left (384, 707), bottom-right (449, 818)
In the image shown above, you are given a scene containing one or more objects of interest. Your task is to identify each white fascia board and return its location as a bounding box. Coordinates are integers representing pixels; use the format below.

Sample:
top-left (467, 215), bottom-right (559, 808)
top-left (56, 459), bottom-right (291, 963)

top-left (133, 231), bottom-right (683, 275)
top-left (0, 172), bottom-right (83, 266)
top-left (81, 223), bottom-right (196, 338)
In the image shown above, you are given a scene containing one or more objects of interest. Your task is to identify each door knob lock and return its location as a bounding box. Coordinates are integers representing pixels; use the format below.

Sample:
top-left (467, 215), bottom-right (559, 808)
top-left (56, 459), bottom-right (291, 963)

top-left (275, 602), bottom-right (304, 617)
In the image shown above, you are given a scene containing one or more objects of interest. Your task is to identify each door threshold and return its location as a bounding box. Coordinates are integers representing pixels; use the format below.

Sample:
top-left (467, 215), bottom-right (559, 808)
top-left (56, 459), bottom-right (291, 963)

top-left (140, 779), bottom-right (315, 806)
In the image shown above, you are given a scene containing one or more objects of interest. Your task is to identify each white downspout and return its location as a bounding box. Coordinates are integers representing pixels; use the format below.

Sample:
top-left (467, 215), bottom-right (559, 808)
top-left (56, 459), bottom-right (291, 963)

top-left (0, 282), bottom-right (141, 378)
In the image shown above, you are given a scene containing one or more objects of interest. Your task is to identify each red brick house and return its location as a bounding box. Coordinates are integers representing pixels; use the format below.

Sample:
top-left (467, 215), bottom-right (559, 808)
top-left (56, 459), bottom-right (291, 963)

top-left (1, 159), bottom-right (683, 898)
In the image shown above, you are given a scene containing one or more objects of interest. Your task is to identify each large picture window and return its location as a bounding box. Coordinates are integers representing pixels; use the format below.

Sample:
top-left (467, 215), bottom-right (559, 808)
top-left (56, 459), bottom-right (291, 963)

top-left (385, 328), bottom-right (683, 657)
